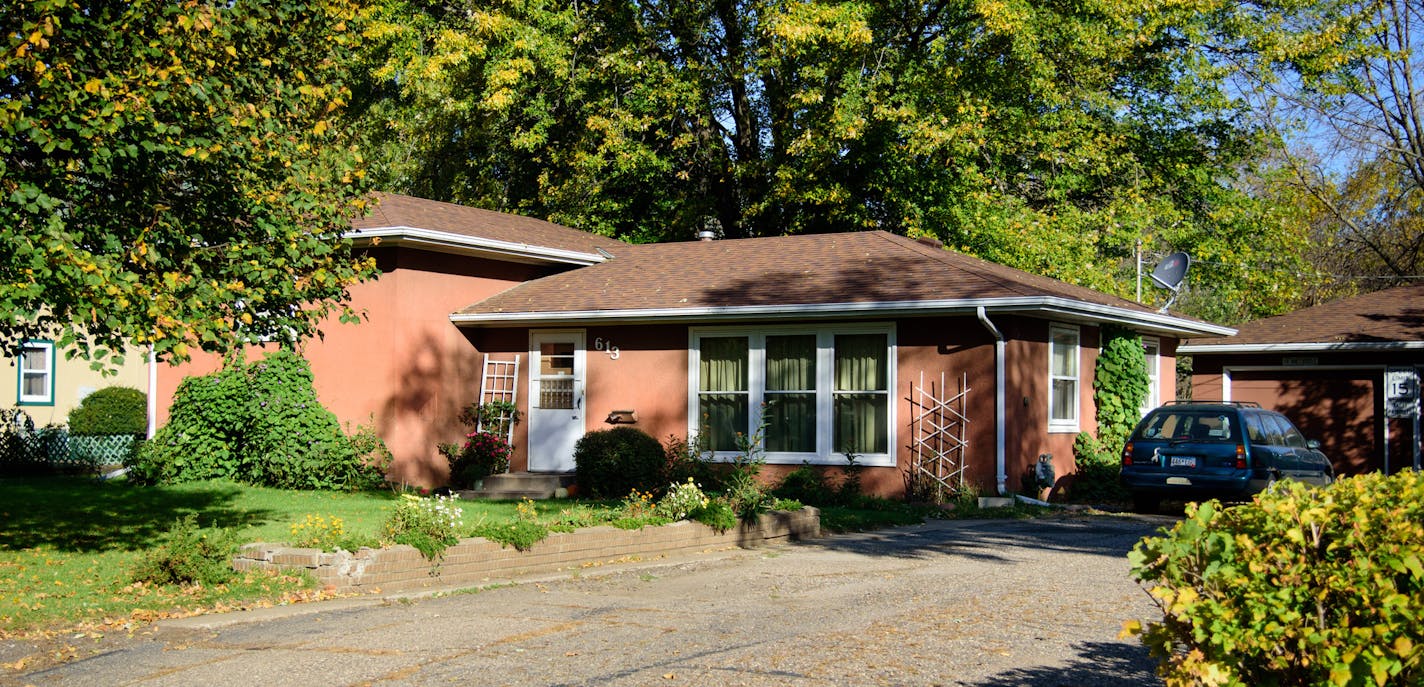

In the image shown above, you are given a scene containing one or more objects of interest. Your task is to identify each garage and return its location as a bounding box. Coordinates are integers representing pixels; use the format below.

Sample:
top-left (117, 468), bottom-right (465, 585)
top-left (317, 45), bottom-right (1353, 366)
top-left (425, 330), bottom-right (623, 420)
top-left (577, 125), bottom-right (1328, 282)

top-left (1181, 284), bottom-right (1424, 478)
top-left (1227, 368), bottom-right (1381, 475)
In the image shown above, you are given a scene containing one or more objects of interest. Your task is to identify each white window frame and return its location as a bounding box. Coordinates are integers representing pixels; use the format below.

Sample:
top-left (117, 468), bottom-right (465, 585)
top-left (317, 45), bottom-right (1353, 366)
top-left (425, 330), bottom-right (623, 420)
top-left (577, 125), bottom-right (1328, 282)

top-left (1048, 324), bottom-right (1080, 433)
top-left (688, 323), bottom-right (896, 467)
top-left (17, 340), bottom-right (55, 406)
top-left (1141, 336), bottom-right (1161, 416)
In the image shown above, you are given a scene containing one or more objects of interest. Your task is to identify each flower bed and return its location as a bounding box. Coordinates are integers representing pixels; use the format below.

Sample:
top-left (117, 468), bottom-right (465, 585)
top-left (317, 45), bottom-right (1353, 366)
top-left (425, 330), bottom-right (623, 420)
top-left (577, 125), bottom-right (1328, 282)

top-left (235, 507), bottom-right (819, 592)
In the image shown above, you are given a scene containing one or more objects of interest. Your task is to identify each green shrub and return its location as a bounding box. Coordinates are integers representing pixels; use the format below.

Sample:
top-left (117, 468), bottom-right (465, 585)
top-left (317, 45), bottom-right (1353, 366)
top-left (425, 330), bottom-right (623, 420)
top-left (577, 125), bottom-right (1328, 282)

top-left (131, 514), bottom-right (240, 587)
top-left (1068, 325), bottom-right (1147, 503)
top-left (441, 430), bottom-right (512, 489)
top-left (574, 427), bottom-right (666, 498)
top-left (1069, 432), bottom-right (1128, 503)
top-left (381, 494), bottom-right (464, 560)
top-left (471, 520), bottom-right (548, 551)
top-left (67, 386), bottom-right (147, 436)
top-left (663, 433), bottom-right (720, 487)
top-left (774, 463), bottom-right (835, 505)
top-left (773, 457), bottom-right (865, 506)
top-left (1127, 472), bottom-right (1424, 686)
top-left (692, 499), bottom-right (738, 532)
top-left (1093, 326), bottom-right (1149, 448)
top-left (472, 497), bottom-right (550, 550)
top-left (287, 513), bottom-right (370, 551)
top-left (655, 479), bottom-right (710, 520)
top-left (721, 428), bottom-right (770, 520)
top-left (128, 351), bottom-right (390, 490)
top-left (438, 401), bottom-right (521, 488)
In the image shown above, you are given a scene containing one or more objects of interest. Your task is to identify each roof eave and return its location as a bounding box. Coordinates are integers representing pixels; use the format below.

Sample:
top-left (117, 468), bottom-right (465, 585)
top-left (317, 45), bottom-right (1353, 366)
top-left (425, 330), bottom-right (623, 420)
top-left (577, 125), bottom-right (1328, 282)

top-left (346, 226), bottom-right (607, 266)
top-left (451, 297), bottom-right (1235, 337)
top-left (1179, 341), bottom-right (1424, 354)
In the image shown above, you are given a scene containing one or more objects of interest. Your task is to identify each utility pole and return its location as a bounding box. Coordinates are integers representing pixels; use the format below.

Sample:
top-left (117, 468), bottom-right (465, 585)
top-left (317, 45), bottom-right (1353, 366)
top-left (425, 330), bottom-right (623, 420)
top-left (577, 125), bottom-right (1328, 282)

top-left (1135, 239), bottom-right (1142, 303)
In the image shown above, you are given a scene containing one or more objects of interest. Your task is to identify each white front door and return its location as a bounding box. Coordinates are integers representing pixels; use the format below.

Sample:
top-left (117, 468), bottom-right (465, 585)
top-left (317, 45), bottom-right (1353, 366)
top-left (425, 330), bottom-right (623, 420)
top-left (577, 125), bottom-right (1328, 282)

top-left (528, 330), bottom-right (585, 472)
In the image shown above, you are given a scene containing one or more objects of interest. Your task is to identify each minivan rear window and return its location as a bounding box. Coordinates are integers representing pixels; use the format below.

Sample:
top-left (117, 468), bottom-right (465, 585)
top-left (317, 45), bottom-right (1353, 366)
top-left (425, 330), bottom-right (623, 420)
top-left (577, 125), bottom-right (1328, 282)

top-left (1134, 411), bottom-right (1241, 442)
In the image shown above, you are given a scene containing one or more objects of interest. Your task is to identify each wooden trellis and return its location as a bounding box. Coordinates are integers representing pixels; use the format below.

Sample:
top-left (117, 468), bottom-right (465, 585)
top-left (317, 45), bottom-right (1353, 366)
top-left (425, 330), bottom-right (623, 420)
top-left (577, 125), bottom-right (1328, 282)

top-left (908, 371), bottom-right (970, 503)
top-left (477, 355), bottom-right (520, 445)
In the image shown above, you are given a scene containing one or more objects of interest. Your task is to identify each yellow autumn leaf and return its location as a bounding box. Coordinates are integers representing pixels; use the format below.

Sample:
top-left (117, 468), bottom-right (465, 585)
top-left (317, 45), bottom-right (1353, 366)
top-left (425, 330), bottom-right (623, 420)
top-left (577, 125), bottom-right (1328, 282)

top-left (84, 78), bottom-right (102, 94)
top-left (313, 119), bottom-right (328, 135)
top-left (224, 45), bottom-right (237, 57)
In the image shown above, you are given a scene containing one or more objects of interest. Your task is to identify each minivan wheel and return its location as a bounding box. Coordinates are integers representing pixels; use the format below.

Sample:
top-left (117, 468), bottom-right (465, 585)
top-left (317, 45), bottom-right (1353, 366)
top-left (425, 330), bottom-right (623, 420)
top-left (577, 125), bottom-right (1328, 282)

top-left (1132, 494), bottom-right (1160, 514)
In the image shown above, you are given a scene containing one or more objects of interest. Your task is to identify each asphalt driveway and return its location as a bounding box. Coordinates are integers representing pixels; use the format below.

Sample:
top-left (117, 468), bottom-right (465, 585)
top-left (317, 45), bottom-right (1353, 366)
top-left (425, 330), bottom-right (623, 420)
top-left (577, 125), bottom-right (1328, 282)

top-left (10, 513), bottom-right (1174, 686)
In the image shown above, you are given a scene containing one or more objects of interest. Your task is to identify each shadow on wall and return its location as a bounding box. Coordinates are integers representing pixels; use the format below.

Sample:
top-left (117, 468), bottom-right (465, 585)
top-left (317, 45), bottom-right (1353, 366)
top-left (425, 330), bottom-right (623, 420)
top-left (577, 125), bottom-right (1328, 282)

top-left (377, 329), bottom-right (483, 486)
top-left (1273, 377), bottom-right (1379, 476)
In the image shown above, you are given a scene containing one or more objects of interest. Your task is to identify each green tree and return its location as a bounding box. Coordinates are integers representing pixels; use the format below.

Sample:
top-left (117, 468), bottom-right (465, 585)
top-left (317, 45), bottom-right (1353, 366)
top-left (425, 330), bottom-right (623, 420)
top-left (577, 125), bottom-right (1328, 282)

top-left (1, 0), bottom-right (378, 364)
top-left (359, 0), bottom-right (1309, 321)
top-left (1228, 0), bottom-right (1424, 295)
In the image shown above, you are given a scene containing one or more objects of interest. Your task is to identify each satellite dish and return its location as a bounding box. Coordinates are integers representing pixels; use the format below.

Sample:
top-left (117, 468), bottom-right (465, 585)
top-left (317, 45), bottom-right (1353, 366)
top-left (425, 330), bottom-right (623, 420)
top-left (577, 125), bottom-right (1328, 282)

top-left (1150, 252), bottom-right (1190, 291)
top-left (1149, 252), bottom-right (1190, 313)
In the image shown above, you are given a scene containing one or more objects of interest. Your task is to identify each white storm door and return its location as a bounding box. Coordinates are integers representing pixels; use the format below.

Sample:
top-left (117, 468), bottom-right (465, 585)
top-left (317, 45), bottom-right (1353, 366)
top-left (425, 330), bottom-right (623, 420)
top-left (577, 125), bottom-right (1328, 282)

top-left (528, 330), bottom-right (585, 472)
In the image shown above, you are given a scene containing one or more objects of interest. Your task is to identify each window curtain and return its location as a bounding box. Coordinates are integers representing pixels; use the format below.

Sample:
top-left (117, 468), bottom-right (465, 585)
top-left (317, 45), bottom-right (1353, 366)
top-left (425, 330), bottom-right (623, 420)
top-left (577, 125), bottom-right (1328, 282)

top-left (765, 335), bottom-right (816, 452)
top-left (699, 337), bottom-right (749, 452)
top-left (833, 334), bottom-right (888, 454)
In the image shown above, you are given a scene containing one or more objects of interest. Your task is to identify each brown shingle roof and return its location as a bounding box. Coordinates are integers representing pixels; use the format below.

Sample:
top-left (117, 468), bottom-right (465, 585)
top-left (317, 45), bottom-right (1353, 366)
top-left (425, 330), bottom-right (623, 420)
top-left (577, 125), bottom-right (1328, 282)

top-left (350, 192), bottom-right (625, 258)
top-left (1182, 284), bottom-right (1424, 349)
top-left (453, 231), bottom-right (1229, 335)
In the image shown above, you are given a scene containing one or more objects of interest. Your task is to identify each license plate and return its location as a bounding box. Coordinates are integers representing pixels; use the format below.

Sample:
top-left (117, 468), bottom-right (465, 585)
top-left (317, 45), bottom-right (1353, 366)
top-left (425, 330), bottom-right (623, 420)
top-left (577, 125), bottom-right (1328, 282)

top-left (1169, 456), bottom-right (1197, 468)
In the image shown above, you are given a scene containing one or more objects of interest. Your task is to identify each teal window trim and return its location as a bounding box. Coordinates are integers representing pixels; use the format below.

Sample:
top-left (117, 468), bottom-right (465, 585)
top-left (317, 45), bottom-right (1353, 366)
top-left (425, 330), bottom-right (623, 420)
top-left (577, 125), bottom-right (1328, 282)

top-left (16, 339), bottom-right (55, 406)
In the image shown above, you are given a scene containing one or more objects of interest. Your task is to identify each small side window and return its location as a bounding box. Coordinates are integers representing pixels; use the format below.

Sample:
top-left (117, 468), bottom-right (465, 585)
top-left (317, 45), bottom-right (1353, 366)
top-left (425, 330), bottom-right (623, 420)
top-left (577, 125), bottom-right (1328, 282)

top-left (1244, 412), bottom-right (1268, 444)
top-left (1261, 414), bottom-right (1287, 446)
top-left (1275, 415), bottom-right (1308, 449)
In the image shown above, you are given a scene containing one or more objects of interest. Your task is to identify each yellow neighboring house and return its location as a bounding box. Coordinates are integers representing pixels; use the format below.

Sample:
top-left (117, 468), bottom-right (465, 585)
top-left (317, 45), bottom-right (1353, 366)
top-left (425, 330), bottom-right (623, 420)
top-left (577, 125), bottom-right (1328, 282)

top-left (3, 339), bottom-right (150, 430)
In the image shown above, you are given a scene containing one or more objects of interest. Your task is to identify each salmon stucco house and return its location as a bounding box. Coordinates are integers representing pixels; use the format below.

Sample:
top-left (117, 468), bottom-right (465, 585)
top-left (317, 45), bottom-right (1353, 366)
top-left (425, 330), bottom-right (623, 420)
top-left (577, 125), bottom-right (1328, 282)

top-left (157, 194), bottom-right (1233, 498)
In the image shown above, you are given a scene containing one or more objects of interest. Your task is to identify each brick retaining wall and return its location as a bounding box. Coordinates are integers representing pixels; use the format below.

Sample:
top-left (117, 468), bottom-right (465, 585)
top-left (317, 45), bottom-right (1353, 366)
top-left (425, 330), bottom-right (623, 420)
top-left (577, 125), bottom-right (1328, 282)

top-left (234, 508), bottom-right (819, 592)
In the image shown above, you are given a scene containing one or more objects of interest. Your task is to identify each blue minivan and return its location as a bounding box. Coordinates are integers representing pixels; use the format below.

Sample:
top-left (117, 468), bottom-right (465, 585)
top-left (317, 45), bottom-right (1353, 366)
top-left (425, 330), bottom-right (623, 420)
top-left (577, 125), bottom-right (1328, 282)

top-left (1119, 401), bottom-right (1335, 513)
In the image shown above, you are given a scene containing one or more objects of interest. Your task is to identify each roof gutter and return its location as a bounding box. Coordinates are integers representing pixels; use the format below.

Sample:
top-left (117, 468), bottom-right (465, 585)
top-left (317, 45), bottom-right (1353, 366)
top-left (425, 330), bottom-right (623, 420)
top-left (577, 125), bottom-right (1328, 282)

top-left (347, 226), bottom-right (607, 266)
top-left (452, 296), bottom-right (1235, 338)
top-left (1180, 341), bottom-right (1424, 354)
top-left (976, 307), bottom-right (1008, 496)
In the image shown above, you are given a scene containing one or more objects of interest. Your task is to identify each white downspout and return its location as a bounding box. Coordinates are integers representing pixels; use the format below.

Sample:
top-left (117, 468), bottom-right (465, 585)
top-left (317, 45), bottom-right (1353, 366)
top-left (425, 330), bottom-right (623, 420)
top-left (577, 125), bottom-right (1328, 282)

top-left (146, 347), bottom-right (157, 439)
top-left (976, 307), bottom-right (1008, 495)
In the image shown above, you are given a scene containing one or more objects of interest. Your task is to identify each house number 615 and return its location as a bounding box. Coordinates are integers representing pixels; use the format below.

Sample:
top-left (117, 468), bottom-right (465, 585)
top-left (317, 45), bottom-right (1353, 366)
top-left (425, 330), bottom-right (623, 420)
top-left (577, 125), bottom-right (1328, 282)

top-left (594, 337), bottom-right (620, 360)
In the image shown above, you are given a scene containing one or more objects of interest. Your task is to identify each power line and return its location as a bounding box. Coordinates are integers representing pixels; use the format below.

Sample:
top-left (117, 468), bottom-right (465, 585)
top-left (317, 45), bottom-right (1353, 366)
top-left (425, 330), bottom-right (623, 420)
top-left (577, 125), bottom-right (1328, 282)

top-left (1147, 254), bottom-right (1424, 282)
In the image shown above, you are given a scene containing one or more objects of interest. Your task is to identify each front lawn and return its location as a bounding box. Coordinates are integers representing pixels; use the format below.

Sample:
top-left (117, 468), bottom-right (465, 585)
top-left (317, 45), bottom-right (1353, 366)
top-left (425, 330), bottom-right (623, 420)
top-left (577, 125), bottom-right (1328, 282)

top-left (0, 477), bottom-right (1026, 638)
top-left (0, 478), bottom-right (535, 636)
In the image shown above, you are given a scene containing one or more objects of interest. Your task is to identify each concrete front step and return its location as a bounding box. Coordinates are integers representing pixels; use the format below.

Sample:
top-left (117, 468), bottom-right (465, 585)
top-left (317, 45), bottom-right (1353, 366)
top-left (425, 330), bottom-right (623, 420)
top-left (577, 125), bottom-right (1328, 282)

top-left (457, 473), bottom-right (576, 500)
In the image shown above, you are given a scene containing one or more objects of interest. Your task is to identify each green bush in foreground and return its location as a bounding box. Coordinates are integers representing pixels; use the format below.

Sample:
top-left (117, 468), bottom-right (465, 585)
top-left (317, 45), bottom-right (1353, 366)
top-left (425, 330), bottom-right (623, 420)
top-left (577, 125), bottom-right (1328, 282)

top-left (129, 350), bottom-right (389, 490)
top-left (574, 427), bottom-right (666, 498)
top-left (381, 494), bottom-right (464, 560)
top-left (1127, 472), bottom-right (1424, 686)
top-left (132, 514), bottom-right (241, 587)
